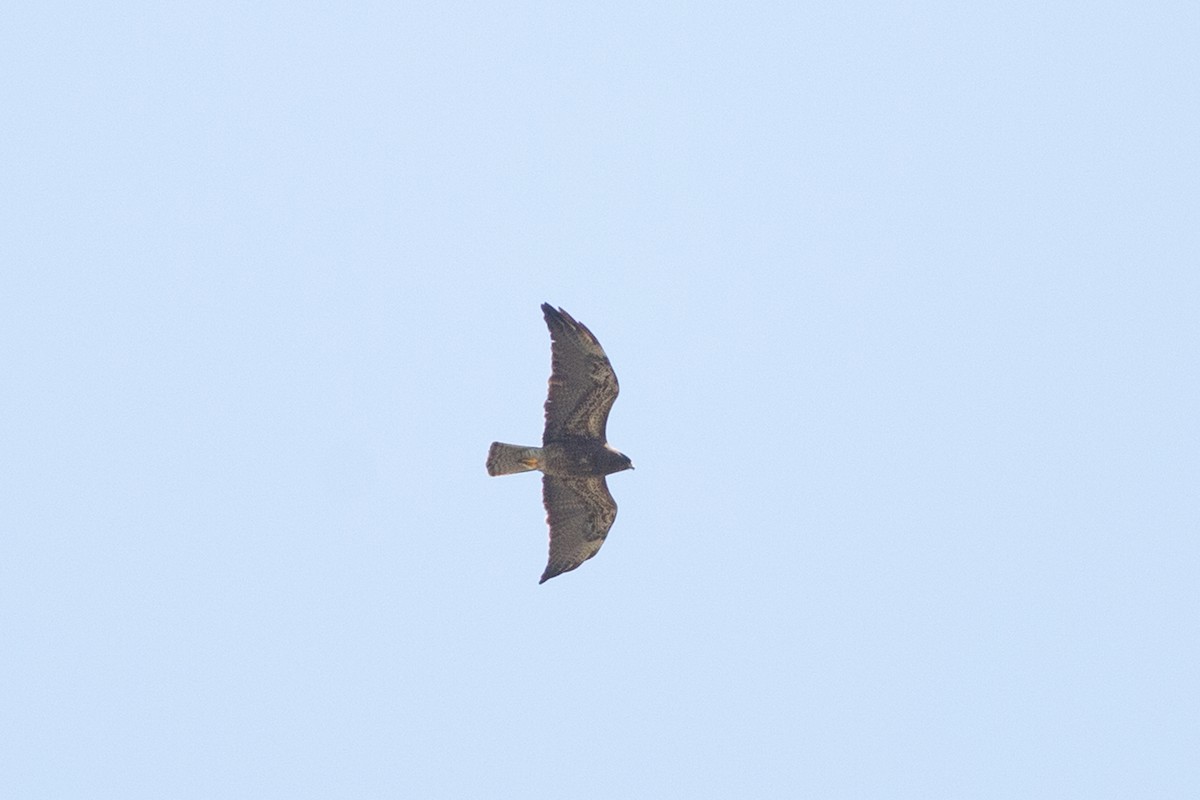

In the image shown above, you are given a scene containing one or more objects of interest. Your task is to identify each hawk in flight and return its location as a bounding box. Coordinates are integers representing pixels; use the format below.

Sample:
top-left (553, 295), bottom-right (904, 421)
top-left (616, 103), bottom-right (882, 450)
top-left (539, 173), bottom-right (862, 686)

top-left (487, 304), bottom-right (634, 583)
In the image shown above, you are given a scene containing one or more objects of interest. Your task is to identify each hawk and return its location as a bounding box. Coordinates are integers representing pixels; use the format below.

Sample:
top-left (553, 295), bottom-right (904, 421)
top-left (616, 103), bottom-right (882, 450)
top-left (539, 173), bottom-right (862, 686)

top-left (487, 304), bottom-right (634, 583)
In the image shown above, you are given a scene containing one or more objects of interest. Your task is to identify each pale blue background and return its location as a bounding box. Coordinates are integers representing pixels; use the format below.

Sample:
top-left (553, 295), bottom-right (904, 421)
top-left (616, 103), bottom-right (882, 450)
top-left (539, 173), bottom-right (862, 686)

top-left (3, 2), bottom-right (1197, 797)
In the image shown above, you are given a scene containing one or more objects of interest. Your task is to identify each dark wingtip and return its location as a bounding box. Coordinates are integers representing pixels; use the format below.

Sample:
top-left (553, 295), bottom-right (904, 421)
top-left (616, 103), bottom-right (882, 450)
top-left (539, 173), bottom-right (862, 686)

top-left (542, 304), bottom-right (582, 334)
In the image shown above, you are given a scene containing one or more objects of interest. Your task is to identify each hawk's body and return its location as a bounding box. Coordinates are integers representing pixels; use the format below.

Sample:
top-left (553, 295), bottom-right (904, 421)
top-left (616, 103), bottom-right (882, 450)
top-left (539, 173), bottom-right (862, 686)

top-left (486, 304), bottom-right (633, 583)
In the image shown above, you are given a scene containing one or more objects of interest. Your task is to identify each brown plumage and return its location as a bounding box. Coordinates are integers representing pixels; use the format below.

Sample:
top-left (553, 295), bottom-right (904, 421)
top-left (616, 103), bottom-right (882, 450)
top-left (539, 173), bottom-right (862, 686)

top-left (486, 304), bottom-right (634, 583)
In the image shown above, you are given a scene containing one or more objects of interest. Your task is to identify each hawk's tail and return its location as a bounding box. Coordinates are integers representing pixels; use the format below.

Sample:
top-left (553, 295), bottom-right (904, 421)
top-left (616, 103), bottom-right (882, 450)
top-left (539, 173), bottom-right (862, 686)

top-left (486, 442), bottom-right (543, 476)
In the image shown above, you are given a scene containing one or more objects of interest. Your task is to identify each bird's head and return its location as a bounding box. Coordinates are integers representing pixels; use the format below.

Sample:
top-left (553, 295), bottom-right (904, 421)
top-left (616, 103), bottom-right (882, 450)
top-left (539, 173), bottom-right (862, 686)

top-left (603, 443), bottom-right (635, 474)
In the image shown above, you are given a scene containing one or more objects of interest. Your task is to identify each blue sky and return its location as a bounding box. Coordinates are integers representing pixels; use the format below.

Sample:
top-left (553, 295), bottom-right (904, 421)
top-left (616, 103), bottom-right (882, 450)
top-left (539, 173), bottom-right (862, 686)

top-left (3, 2), bottom-right (1198, 797)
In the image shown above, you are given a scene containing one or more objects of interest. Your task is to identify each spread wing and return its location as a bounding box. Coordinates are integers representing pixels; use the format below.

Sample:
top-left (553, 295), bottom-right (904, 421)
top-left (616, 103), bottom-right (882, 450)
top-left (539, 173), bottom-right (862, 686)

top-left (540, 476), bottom-right (618, 583)
top-left (541, 304), bottom-right (619, 443)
